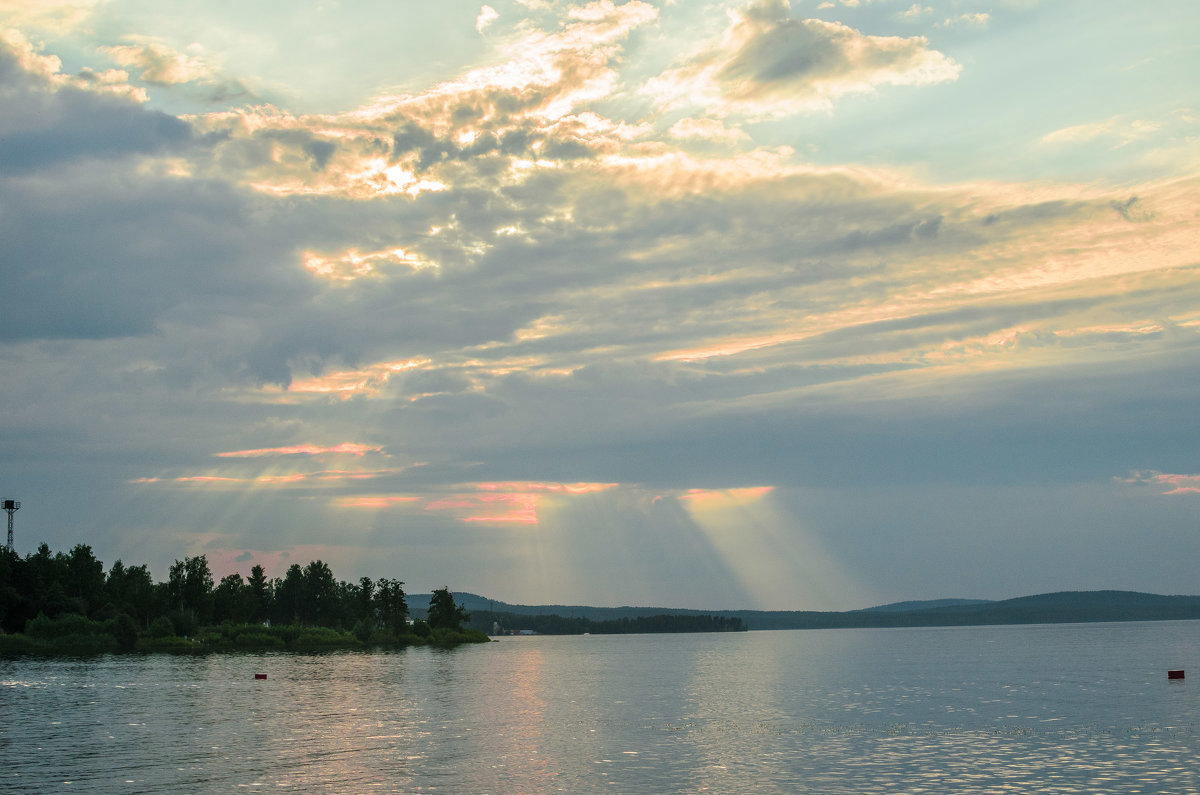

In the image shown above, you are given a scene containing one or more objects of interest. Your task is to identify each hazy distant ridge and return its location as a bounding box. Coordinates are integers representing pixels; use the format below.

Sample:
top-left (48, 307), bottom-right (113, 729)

top-left (857, 598), bottom-right (993, 613)
top-left (412, 590), bottom-right (1200, 631)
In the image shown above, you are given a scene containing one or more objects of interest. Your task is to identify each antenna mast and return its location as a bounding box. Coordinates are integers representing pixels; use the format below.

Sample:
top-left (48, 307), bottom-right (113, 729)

top-left (3, 500), bottom-right (20, 552)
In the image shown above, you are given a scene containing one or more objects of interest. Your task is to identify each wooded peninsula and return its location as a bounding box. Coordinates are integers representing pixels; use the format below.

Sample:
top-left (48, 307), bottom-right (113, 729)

top-left (0, 543), bottom-right (746, 656)
top-left (0, 542), bottom-right (487, 655)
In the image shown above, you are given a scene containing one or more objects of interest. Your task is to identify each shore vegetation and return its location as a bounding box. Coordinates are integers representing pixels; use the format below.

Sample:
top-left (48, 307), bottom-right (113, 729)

top-left (0, 543), bottom-right (486, 656)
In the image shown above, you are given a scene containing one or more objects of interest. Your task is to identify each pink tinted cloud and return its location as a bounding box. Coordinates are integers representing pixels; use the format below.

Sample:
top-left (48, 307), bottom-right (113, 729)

top-left (475, 481), bottom-right (618, 494)
top-left (424, 484), bottom-right (610, 525)
top-left (678, 486), bottom-right (774, 504)
top-left (130, 468), bottom-right (397, 487)
top-left (286, 358), bottom-right (430, 399)
top-left (462, 493), bottom-right (539, 524)
top-left (316, 469), bottom-right (390, 480)
top-left (425, 492), bottom-right (540, 524)
top-left (216, 443), bottom-right (385, 458)
top-left (1119, 470), bottom-right (1200, 495)
top-left (656, 333), bottom-right (800, 362)
top-left (173, 476), bottom-right (241, 483)
top-left (128, 475), bottom-right (241, 485)
top-left (463, 514), bottom-right (538, 524)
top-left (335, 496), bottom-right (421, 508)
top-left (423, 498), bottom-right (480, 511)
top-left (254, 474), bottom-right (308, 484)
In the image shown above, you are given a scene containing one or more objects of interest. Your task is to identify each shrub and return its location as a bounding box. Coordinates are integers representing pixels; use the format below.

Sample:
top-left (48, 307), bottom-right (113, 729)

top-left (167, 610), bottom-right (198, 638)
top-left (26, 612), bottom-right (97, 640)
top-left (352, 618), bottom-right (374, 644)
top-left (428, 627), bottom-right (491, 647)
top-left (50, 633), bottom-right (118, 655)
top-left (0, 633), bottom-right (44, 656)
top-left (105, 613), bottom-right (139, 652)
top-left (23, 612), bottom-right (54, 639)
top-left (147, 616), bottom-right (175, 638)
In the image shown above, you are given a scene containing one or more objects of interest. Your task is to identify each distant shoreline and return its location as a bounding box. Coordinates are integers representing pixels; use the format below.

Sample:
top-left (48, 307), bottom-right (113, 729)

top-left (443, 590), bottom-right (1200, 634)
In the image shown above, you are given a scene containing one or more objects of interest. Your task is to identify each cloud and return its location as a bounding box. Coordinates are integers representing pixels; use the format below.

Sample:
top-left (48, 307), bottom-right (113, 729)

top-left (898, 4), bottom-right (932, 20)
top-left (1042, 116), bottom-right (1164, 146)
top-left (0, 0), bottom-right (100, 31)
top-left (3, 0), bottom-right (1200, 607)
top-left (476, 5), bottom-right (500, 32)
top-left (215, 443), bottom-right (386, 458)
top-left (178, 2), bottom-right (658, 200)
top-left (8, 6), bottom-right (1198, 415)
top-left (937, 13), bottom-right (990, 29)
top-left (0, 31), bottom-right (190, 176)
top-left (332, 482), bottom-right (619, 526)
top-left (0, 38), bottom-right (306, 345)
top-left (0, 158), bottom-right (313, 342)
top-left (667, 116), bottom-right (749, 143)
top-left (283, 359), bottom-right (434, 399)
top-left (0, 27), bottom-right (145, 101)
top-left (302, 247), bottom-right (436, 282)
top-left (101, 39), bottom-right (214, 85)
top-left (1118, 471), bottom-right (1200, 496)
top-left (132, 469), bottom-right (400, 488)
top-left (676, 486), bottom-right (773, 506)
top-left (643, 0), bottom-right (960, 117)
top-left (98, 37), bottom-right (253, 102)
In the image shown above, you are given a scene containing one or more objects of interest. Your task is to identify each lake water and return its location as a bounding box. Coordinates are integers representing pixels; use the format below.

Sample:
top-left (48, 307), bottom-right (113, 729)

top-left (3, 621), bottom-right (1200, 792)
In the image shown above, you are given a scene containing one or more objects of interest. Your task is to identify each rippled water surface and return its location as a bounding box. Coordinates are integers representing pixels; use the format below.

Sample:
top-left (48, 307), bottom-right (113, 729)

top-left (4, 621), bottom-right (1200, 792)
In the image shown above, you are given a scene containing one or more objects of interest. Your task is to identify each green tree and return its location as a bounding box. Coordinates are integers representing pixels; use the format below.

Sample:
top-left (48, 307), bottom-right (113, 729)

top-left (246, 564), bottom-right (270, 623)
top-left (212, 572), bottom-right (246, 624)
top-left (355, 576), bottom-right (375, 625)
top-left (147, 615), bottom-right (175, 638)
top-left (106, 612), bottom-right (139, 651)
top-left (23, 543), bottom-right (71, 621)
top-left (63, 544), bottom-right (107, 617)
top-left (106, 561), bottom-right (156, 628)
top-left (167, 555), bottom-right (214, 627)
top-left (427, 586), bottom-right (469, 631)
top-left (271, 564), bottom-right (305, 625)
top-left (374, 577), bottom-right (409, 635)
top-left (0, 546), bottom-right (20, 633)
top-left (301, 560), bottom-right (336, 626)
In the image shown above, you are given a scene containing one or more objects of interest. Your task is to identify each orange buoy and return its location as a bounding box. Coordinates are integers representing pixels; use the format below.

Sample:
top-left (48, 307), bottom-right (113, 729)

top-left (1168, 670), bottom-right (1185, 680)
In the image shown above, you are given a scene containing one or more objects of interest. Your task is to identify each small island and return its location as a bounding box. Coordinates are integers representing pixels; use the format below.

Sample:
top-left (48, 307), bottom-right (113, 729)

top-left (0, 542), bottom-right (488, 655)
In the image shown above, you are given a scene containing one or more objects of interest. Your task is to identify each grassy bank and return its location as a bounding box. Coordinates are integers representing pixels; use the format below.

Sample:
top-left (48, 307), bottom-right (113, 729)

top-left (0, 612), bottom-right (489, 656)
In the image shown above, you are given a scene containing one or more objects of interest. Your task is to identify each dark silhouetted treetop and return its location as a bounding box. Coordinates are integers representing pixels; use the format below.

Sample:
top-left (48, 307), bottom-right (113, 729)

top-left (427, 586), bottom-right (470, 631)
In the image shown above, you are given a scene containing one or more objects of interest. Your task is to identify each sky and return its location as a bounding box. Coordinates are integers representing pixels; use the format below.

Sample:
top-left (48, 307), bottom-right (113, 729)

top-left (1, 0), bottom-right (1198, 611)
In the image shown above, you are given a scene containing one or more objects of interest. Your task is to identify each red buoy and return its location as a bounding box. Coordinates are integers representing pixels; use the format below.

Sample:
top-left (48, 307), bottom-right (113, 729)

top-left (1168, 670), bottom-right (1185, 680)
top-left (254, 673), bottom-right (267, 680)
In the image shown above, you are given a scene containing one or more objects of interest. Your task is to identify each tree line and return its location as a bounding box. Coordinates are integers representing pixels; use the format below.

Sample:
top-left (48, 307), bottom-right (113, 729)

top-left (471, 610), bottom-right (746, 635)
top-left (0, 542), bottom-right (483, 654)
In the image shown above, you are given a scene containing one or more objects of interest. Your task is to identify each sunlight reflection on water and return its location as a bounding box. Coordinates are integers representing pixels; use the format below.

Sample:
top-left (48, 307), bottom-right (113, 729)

top-left (3, 622), bottom-right (1200, 792)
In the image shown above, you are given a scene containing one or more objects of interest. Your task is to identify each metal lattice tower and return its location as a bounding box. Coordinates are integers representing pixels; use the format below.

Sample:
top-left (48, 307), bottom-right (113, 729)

top-left (3, 500), bottom-right (19, 552)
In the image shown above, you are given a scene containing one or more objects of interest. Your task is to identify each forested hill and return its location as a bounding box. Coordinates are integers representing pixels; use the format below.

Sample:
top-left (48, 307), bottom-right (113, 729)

top-left (424, 591), bottom-right (1200, 631)
top-left (731, 591), bottom-right (1200, 630)
top-left (408, 593), bottom-right (745, 635)
top-left (857, 598), bottom-right (993, 613)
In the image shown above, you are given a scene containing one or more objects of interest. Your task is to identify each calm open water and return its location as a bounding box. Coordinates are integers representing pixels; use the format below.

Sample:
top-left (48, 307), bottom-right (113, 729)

top-left (3, 621), bottom-right (1200, 793)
